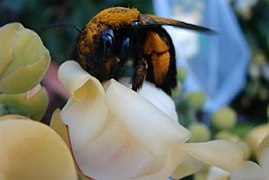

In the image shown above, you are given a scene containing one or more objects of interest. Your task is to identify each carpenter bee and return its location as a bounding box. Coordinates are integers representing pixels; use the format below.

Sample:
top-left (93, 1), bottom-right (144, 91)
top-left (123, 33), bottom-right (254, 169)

top-left (76, 7), bottom-right (212, 95)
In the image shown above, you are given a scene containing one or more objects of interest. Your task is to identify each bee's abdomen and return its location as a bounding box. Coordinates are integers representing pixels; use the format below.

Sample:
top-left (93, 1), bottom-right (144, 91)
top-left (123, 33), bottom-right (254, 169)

top-left (143, 29), bottom-right (177, 94)
top-left (144, 31), bottom-right (171, 85)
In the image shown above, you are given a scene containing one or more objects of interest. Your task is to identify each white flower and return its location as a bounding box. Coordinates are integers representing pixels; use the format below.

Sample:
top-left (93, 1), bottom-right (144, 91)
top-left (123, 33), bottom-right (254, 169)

top-left (51, 60), bottom-right (244, 180)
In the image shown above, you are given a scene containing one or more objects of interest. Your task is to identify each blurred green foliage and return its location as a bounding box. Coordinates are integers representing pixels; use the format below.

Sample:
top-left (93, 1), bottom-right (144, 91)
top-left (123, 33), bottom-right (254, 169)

top-left (230, 0), bottom-right (269, 121)
top-left (0, 0), bottom-right (153, 62)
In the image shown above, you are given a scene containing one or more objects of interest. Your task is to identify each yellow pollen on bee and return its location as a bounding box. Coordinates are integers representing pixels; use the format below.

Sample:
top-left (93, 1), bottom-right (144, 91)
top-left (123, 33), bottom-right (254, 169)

top-left (78, 7), bottom-right (140, 61)
top-left (92, 7), bottom-right (140, 28)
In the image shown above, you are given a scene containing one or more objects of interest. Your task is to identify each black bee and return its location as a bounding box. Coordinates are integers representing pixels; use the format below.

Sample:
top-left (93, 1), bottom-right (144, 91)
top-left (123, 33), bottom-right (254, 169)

top-left (76, 7), bottom-right (212, 94)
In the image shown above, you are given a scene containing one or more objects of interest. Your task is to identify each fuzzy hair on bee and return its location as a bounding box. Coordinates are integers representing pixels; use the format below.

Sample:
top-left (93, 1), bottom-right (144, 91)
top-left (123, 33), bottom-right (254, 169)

top-left (76, 7), bottom-right (213, 95)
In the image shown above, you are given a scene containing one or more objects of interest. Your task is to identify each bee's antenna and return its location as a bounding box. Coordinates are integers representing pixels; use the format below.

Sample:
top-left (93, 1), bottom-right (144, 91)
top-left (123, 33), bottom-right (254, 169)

top-left (46, 23), bottom-right (82, 34)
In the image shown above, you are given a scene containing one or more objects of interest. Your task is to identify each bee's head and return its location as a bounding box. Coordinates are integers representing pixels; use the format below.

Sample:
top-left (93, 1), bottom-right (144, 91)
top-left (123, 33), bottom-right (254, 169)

top-left (77, 26), bottom-right (118, 81)
top-left (76, 7), bottom-right (140, 81)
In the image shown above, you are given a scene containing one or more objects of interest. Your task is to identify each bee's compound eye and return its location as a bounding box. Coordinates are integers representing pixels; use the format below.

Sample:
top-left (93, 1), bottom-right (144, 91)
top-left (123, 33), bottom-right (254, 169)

top-left (103, 35), bottom-right (113, 56)
top-left (101, 29), bottom-right (115, 57)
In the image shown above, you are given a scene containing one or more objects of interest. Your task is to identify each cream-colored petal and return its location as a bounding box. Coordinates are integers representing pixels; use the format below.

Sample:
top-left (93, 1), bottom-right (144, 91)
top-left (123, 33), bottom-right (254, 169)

top-left (105, 79), bottom-right (191, 156)
top-left (135, 146), bottom-right (186, 180)
top-left (182, 140), bottom-right (244, 172)
top-left (50, 109), bottom-right (92, 180)
top-left (257, 134), bottom-right (269, 162)
top-left (73, 110), bottom-right (156, 180)
top-left (206, 166), bottom-right (230, 180)
top-left (58, 61), bottom-right (108, 150)
top-left (136, 146), bottom-right (202, 180)
top-left (230, 161), bottom-right (266, 180)
top-left (259, 148), bottom-right (269, 180)
top-left (245, 123), bottom-right (269, 157)
top-left (0, 119), bottom-right (77, 180)
top-left (171, 147), bottom-right (203, 179)
top-left (257, 135), bottom-right (269, 179)
top-left (72, 103), bottom-right (184, 180)
top-left (50, 109), bottom-right (70, 148)
top-left (119, 78), bottom-right (178, 121)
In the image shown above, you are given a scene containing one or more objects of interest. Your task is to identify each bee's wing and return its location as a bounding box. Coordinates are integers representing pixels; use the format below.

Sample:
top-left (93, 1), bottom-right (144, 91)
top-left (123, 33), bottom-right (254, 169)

top-left (135, 14), bottom-right (214, 33)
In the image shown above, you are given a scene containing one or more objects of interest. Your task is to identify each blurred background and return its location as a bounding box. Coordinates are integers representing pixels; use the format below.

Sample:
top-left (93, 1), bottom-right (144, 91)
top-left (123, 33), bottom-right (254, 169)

top-left (1, 0), bottom-right (269, 144)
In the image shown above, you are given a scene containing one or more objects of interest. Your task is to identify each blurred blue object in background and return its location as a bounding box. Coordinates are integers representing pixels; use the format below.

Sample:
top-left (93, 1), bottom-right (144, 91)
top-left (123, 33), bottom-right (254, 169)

top-left (153, 0), bottom-right (250, 112)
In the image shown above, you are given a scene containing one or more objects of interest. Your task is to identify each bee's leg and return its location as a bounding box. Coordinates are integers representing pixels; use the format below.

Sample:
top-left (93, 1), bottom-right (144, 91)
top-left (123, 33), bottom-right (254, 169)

top-left (111, 59), bottom-right (126, 79)
top-left (132, 58), bottom-right (148, 91)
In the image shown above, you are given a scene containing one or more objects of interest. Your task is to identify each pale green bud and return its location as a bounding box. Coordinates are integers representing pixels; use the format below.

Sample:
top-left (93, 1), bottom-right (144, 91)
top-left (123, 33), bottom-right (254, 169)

top-left (177, 67), bottom-right (187, 82)
top-left (186, 91), bottom-right (205, 110)
top-left (188, 122), bottom-right (211, 142)
top-left (0, 85), bottom-right (49, 121)
top-left (0, 23), bottom-right (50, 94)
top-left (211, 107), bottom-right (236, 130)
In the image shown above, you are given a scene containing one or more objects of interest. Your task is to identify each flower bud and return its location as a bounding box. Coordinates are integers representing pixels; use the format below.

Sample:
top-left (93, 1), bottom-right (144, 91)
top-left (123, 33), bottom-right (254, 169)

top-left (0, 84), bottom-right (49, 120)
top-left (188, 122), bottom-right (211, 142)
top-left (211, 107), bottom-right (236, 130)
top-left (0, 23), bottom-right (50, 94)
top-left (185, 91), bottom-right (205, 110)
top-left (245, 123), bottom-right (269, 157)
top-left (177, 67), bottom-right (187, 82)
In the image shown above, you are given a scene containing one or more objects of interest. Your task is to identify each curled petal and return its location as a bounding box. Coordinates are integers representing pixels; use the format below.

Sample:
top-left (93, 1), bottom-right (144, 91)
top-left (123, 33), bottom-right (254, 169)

top-left (182, 140), bottom-right (244, 172)
top-left (0, 118), bottom-right (77, 179)
top-left (58, 61), bottom-right (108, 150)
top-left (58, 61), bottom-right (104, 97)
top-left (230, 161), bottom-right (266, 180)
